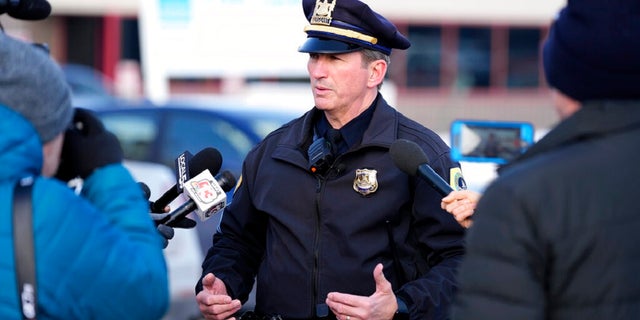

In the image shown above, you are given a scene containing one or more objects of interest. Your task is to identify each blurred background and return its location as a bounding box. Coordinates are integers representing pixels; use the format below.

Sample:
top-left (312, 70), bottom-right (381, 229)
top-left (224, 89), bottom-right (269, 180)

top-left (1, 0), bottom-right (566, 319)
top-left (3, 0), bottom-right (565, 132)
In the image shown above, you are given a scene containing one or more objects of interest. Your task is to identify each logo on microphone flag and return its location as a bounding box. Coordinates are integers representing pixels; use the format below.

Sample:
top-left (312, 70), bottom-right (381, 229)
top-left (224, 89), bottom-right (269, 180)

top-left (185, 169), bottom-right (227, 219)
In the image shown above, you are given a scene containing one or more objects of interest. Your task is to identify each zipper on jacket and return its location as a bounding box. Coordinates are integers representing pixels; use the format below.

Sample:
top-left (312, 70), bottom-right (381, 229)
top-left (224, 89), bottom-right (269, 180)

top-left (312, 175), bottom-right (323, 317)
top-left (311, 161), bottom-right (342, 317)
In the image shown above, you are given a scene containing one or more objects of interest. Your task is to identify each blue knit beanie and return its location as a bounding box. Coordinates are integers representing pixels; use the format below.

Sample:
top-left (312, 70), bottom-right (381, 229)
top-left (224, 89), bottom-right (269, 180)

top-left (542, 0), bottom-right (640, 101)
top-left (0, 32), bottom-right (73, 142)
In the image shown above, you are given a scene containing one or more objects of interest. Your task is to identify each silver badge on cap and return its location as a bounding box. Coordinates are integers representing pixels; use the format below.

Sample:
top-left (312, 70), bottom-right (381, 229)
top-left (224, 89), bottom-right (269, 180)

top-left (353, 168), bottom-right (378, 196)
top-left (311, 0), bottom-right (336, 26)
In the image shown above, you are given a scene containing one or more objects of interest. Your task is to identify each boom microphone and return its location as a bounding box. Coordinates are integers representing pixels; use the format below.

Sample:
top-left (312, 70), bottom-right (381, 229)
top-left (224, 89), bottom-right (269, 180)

top-left (389, 139), bottom-right (453, 197)
top-left (159, 170), bottom-right (237, 225)
top-left (151, 147), bottom-right (223, 213)
top-left (2, 0), bottom-right (52, 20)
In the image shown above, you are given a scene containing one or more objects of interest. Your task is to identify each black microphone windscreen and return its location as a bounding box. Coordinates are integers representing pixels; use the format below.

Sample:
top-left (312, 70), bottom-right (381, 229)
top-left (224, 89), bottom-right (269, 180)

top-left (190, 147), bottom-right (223, 177)
top-left (216, 170), bottom-right (237, 192)
top-left (389, 139), bottom-right (429, 176)
top-left (8, 0), bottom-right (51, 20)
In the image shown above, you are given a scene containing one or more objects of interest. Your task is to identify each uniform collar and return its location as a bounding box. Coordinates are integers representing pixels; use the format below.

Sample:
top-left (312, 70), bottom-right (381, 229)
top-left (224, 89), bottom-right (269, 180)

top-left (280, 93), bottom-right (398, 151)
top-left (315, 96), bottom-right (378, 154)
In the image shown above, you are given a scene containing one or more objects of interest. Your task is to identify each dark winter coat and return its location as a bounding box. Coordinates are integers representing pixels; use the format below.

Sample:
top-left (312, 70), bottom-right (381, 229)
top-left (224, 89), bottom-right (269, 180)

top-left (200, 95), bottom-right (466, 319)
top-left (452, 101), bottom-right (640, 319)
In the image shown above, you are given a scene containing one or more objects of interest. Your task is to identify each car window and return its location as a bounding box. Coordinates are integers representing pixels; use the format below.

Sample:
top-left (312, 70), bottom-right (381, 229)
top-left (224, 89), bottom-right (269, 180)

top-left (245, 113), bottom-right (296, 138)
top-left (100, 112), bottom-right (159, 162)
top-left (163, 111), bottom-right (256, 175)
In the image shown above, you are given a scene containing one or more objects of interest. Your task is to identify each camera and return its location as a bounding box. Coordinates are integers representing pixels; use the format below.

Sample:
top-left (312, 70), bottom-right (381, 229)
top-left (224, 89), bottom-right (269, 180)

top-left (450, 119), bottom-right (535, 164)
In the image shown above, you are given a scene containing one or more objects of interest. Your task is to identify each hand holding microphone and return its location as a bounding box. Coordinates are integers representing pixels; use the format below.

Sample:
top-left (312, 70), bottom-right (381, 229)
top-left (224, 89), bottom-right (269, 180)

top-left (140, 181), bottom-right (199, 228)
top-left (143, 147), bottom-right (222, 248)
top-left (390, 139), bottom-right (477, 228)
top-left (140, 182), bottom-right (197, 248)
top-left (141, 147), bottom-right (236, 248)
top-left (389, 139), bottom-right (453, 197)
top-left (148, 169), bottom-right (236, 249)
top-left (440, 190), bottom-right (480, 228)
top-left (150, 147), bottom-right (223, 213)
top-left (159, 170), bottom-right (237, 226)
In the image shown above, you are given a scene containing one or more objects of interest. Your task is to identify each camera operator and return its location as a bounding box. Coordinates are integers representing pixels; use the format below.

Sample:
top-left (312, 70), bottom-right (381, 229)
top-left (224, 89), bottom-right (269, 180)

top-left (0, 31), bottom-right (170, 319)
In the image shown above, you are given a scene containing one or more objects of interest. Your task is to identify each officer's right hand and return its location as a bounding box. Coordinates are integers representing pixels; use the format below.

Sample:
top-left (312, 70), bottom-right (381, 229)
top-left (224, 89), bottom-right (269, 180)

top-left (55, 108), bottom-right (123, 181)
top-left (196, 273), bottom-right (242, 320)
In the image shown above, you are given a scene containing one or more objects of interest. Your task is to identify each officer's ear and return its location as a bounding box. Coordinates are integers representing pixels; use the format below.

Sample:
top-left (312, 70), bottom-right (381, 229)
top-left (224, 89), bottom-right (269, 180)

top-left (367, 59), bottom-right (386, 88)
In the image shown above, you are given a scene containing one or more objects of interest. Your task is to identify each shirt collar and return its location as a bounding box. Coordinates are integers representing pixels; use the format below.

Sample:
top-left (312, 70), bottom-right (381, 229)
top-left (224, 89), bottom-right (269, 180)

top-left (316, 96), bottom-right (378, 153)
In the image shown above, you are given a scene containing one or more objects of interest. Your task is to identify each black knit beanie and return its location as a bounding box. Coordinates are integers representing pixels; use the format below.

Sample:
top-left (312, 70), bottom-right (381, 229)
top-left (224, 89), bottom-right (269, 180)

top-left (542, 0), bottom-right (640, 101)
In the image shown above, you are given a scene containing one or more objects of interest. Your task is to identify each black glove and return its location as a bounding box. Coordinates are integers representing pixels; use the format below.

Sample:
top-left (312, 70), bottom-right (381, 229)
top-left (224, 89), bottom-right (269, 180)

top-left (140, 182), bottom-right (197, 248)
top-left (55, 108), bottom-right (123, 181)
top-left (150, 211), bottom-right (197, 248)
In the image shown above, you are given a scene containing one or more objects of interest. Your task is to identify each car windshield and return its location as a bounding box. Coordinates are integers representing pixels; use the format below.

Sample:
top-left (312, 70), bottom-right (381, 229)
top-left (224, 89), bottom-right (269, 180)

top-left (233, 110), bottom-right (297, 139)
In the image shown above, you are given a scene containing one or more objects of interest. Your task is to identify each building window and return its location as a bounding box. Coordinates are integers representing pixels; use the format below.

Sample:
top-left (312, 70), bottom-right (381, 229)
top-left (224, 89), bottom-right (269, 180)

top-left (403, 24), bottom-right (545, 91)
top-left (507, 28), bottom-right (542, 88)
top-left (406, 26), bottom-right (441, 87)
top-left (457, 27), bottom-right (491, 88)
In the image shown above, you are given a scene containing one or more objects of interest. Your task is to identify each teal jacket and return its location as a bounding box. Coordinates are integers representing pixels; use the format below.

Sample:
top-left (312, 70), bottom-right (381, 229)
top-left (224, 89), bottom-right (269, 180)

top-left (0, 105), bottom-right (169, 319)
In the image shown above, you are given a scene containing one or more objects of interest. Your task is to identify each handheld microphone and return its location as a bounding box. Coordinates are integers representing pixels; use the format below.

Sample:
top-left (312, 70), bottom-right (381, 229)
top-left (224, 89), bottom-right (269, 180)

top-left (151, 147), bottom-right (223, 213)
top-left (3, 0), bottom-right (52, 20)
top-left (389, 139), bottom-right (454, 197)
top-left (174, 150), bottom-right (192, 194)
top-left (159, 170), bottom-right (237, 225)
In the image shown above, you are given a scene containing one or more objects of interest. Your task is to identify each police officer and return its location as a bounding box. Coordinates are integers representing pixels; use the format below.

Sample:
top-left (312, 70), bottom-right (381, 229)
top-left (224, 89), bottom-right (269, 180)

top-left (196, 1), bottom-right (466, 319)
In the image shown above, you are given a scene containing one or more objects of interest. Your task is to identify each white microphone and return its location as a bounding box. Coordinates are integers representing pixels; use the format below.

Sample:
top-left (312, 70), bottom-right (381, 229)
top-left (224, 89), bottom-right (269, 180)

top-left (150, 147), bottom-right (222, 213)
top-left (160, 170), bottom-right (236, 225)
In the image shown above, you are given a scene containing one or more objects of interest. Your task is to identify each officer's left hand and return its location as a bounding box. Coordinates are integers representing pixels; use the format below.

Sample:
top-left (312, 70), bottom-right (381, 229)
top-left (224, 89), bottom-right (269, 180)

top-left (326, 263), bottom-right (398, 320)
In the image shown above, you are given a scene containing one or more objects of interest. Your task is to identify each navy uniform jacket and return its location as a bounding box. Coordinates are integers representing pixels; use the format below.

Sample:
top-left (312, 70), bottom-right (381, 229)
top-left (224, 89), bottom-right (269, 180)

top-left (200, 95), bottom-right (466, 319)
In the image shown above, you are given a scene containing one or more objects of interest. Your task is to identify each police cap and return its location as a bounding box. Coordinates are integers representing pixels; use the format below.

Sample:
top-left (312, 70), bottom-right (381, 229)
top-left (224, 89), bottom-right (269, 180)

top-left (298, 0), bottom-right (411, 55)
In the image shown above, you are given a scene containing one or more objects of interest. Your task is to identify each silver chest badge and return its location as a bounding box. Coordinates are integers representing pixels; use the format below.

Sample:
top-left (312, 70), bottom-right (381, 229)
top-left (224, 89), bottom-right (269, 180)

top-left (353, 169), bottom-right (378, 196)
